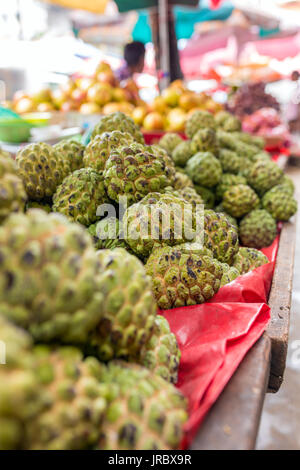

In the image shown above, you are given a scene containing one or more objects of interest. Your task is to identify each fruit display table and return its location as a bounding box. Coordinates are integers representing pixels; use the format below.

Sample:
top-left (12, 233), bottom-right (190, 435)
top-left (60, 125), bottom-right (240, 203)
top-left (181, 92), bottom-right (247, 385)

top-left (190, 211), bottom-right (297, 450)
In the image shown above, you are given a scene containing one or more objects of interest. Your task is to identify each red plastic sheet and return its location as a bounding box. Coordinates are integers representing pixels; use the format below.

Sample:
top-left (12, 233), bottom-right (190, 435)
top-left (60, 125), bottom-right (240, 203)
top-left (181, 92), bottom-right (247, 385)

top-left (161, 302), bottom-right (270, 447)
top-left (158, 234), bottom-right (278, 447)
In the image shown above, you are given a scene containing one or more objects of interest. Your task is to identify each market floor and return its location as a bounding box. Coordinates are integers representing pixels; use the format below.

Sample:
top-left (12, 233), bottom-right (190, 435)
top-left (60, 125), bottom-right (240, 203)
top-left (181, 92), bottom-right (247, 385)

top-left (256, 162), bottom-right (300, 450)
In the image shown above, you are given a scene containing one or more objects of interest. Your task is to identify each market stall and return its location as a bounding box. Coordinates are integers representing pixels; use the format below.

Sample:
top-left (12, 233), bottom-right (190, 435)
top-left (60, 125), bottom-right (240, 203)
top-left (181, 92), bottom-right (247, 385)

top-left (0, 0), bottom-right (299, 453)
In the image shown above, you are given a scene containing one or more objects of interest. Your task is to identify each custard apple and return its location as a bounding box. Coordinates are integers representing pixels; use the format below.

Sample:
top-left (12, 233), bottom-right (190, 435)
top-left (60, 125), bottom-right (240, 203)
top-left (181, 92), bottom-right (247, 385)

top-left (83, 131), bottom-right (133, 172)
top-left (53, 139), bottom-right (85, 174)
top-left (218, 149), bottom-right (241, 174)
top-left (247, 160), bottom-right (283, 196)
top-left (145, 245), bottom-right (222, 309)
top-left (222, 184), bottom-right (260, 218)
top-left (204, 210), bottom-right (239, 264)
top-left (88, 217), bottom-right (126, 250)
top-left (262, 184), bottom-right (297, 221)
top-left (215, 173), bottom-right (247, 201)
top-left (185, 110), bottom-right (216, 139)
top-left (194, 185), bottom-right (215, 209)
top-left (53, 168), bottom-right (108, 226)
top-left (97, 361), bottom-right (188, 450)
top-left (186, 152), bottom-right (222, 188)
top-left (158, 133), bottom-right (183, 155)
top-left (91, 112), bottom-right (144, 143)
top-left (172, 140), bottom-right (193, 167)
top-left (233, 247), bottom-right (269, 274)
top-left (191, 128), bottom-right (218, 155)
top-left (103, 143), bottom-right (170, 205)
top-left (16, 143), bottom-right (66, 201)
top-left (239, 209), bottom-right (277, 248)
top-left (0, 155), bottom-right (27, 222)
top-left (220, 263), bottom-right (240, 286)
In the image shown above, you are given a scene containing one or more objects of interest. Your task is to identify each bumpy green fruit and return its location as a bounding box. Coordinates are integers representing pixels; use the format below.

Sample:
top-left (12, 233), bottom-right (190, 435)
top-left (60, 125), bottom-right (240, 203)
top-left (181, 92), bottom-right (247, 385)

top-left (158, 133), bottom-right (183, 155)
top-left (232, 132), bottom-right (265, 149)
top-left (97, 361), bottom-right (188, 450)
top-left (149, 145), bottom-right (176, 187)
top-left (252, 151), bottom-right (271, 163)
top-left (0, 317), bottom-right (42, 450)
top-left (165, 186), bottom-right (204, 211)
top-left (214, 204), bottom-right (238, 228)
top-left (222, 184), bottom-right (260, 218)
top-left (88, 248), bottom-right (157, 361)
top-left (0, 155), bottom-right (27, 222)
top-left (123, 192), bottom-right (196, 260)
top-left (204, 210), bottom-right (239, 265)
top-left (233, 247), bottom-right (269, 274)
top-left (53, 139), bottom-right (85, 174)
top-left (220, 263), bottom-right (240, 286)
top-left (218, 149), bottom-right (241, 174)
top-left (247, 160), bottom-right (283, 196)
top-left (53, 168), bottom-right (108, 226)
top-left (280, 175), bottom-right (295, 195)
top-left (83, 131), bottom-right (133, 172)
top-left (88, 217), bottom-right (126, 250)
top-left (186, 110), bottom-right (216, 139)
top-left (0, 210), bottom-right (103, 344)
top-left (262, 184), bottom-right (297, 221)
top-left (25, 347), bottom-right (106, 450)
top-left (191, 128), bottom-right (218, 155)
top-left (91, 112), bottom-right (144, 143)
top-left (186, 152), bottom-right (222, 188)
top-left (215, 111), bottom-right (241, 132)
top-left (172, 141), bottom-right (193, 167)
top-left (133, 315), bottom-right (181, 384)
top-left (239, 209), bottom-right (277, 248)
top-left (194, 185), bottom-right (215, 209)
top-left (145, 245), bottom-right (222, 309)
top-left (215, 173), bottom-right (247, 201)
top-left (173, 170), bottom-right (194, 189)
top-left (103, 143), bottom-right (170, 205)
top-left (16, 143), bottom-right (66, 200)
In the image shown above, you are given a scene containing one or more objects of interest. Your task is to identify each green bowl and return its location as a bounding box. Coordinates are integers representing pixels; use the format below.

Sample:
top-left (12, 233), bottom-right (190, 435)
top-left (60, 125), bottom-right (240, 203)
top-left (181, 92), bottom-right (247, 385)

top-left (22, 112), bottom-right (51, 127)
top-left (0, 118), bottom-right (33, 143)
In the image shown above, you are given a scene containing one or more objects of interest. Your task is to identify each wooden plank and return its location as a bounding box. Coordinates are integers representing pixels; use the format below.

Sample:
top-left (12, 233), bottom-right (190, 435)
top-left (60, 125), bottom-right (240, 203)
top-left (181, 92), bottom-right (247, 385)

top-left (190, 334), bottom-right (271, 450)
top-left (267, 218), bottom-right (296, 392)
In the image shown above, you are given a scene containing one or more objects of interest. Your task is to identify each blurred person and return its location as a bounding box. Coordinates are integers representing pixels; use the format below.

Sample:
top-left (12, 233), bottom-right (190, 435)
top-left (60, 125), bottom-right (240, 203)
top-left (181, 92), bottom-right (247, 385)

top-left (116, 41), bottom-right (145, 82)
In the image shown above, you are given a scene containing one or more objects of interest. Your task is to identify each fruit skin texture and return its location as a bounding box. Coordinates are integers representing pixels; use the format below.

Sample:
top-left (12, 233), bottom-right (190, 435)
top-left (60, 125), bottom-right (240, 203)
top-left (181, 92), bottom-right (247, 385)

top-left (158, 133), bottom-right (183, 156)
top-left (0, 210), bottom-right (104, 344)
top-left (218, 149), bottom-right (241, 174)
top-left (97, 361), bottom-right (188, 450)
top-left (239, 209), bottom-right (277, 248)
top-left (149, 145), bottom-right (176, 187)
top-left (0, 316), bottom-right (42, 450)
top-left (215, 111), bottom-right (241, 132)
top-left (204, 210), bottom-right (239, 265)
top-left (53, 139), bottom-right (85, 174)
top-left (220, 263), bottom-right (240, 286)
top-left (131, 315), bottom-right (181, 384)
top-left (88, 248), bottom-right (157, 361)
top-left (222, 184), bottom-right (260, 218)
top-left (91, 111), bottom-right (144, 143)
top-left (88, 217), bottom-right (127, 250)
top-left (145, 245), bottom-right (223, 309)
top-left (215, 173), bottom-right (246, 201)
top-left (247, 160), bottom-right (283, 196)
top-left (26, 201), bottom-right (52, 213)
top-left (233, 247), bottom-right (269, 274)
top-left (0, 155), bottom-right (27, 222)
top-left (169, 186), bottom-right (204, 210)
top-left (280, 175), bottom-right (295, 195)
top-left (185, 110), bottom-right (216, 139)
top-left (173, 170), bottom-right (194, 189)
top-left (172, 140), bottom-right (193, 167)
top-left (103, 143), bottom-right (170, 205)
top-left (262, 185), bottom-right (297, 221)
top-left (194, 185), bottom-right (215, 209)
top-left (53, 167), bottom-right (107, 226)
top-left (83, 131), bottom-right (133, 173)
top-left (123, 192), bottom-right (196, 260)
top-left (191, 128), bottom-right (218, 155)
top-left (25, 347), bottom-right (106, 450)
top-left (16, 143), bottom-right (66, 201)
top-left (186, 152), bottom-right (222, 188)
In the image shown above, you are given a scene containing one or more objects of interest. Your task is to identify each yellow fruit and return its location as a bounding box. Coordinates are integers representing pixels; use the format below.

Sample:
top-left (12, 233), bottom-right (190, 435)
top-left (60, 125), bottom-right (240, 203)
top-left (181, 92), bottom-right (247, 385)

top-left (143, 112), bottom-right (164, 131)
top-left (36, 102), bottom-right (55, 112)
top-left (132, 106), bottom-right (148, 125)
top-left (75, 77), bottom-right (96, 92)
top-left (32, 89), bottom-right (52, 104)
top-left (87, 83), bottom-right (112, 106)
top-left (166, 108), bottom-right (186, 132)
top-left (179, 92), bottom-right (199, 111)
top-left (14, 97), bottom-right (35, 114)
top-left (79, 102), bottom-right (101, 114)
top-left (150, 96), bottom-right (167, 114)
top-left (162, 87), bottom-right (181, 107)
top-left (112, 87), bottom-right (129, 102)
